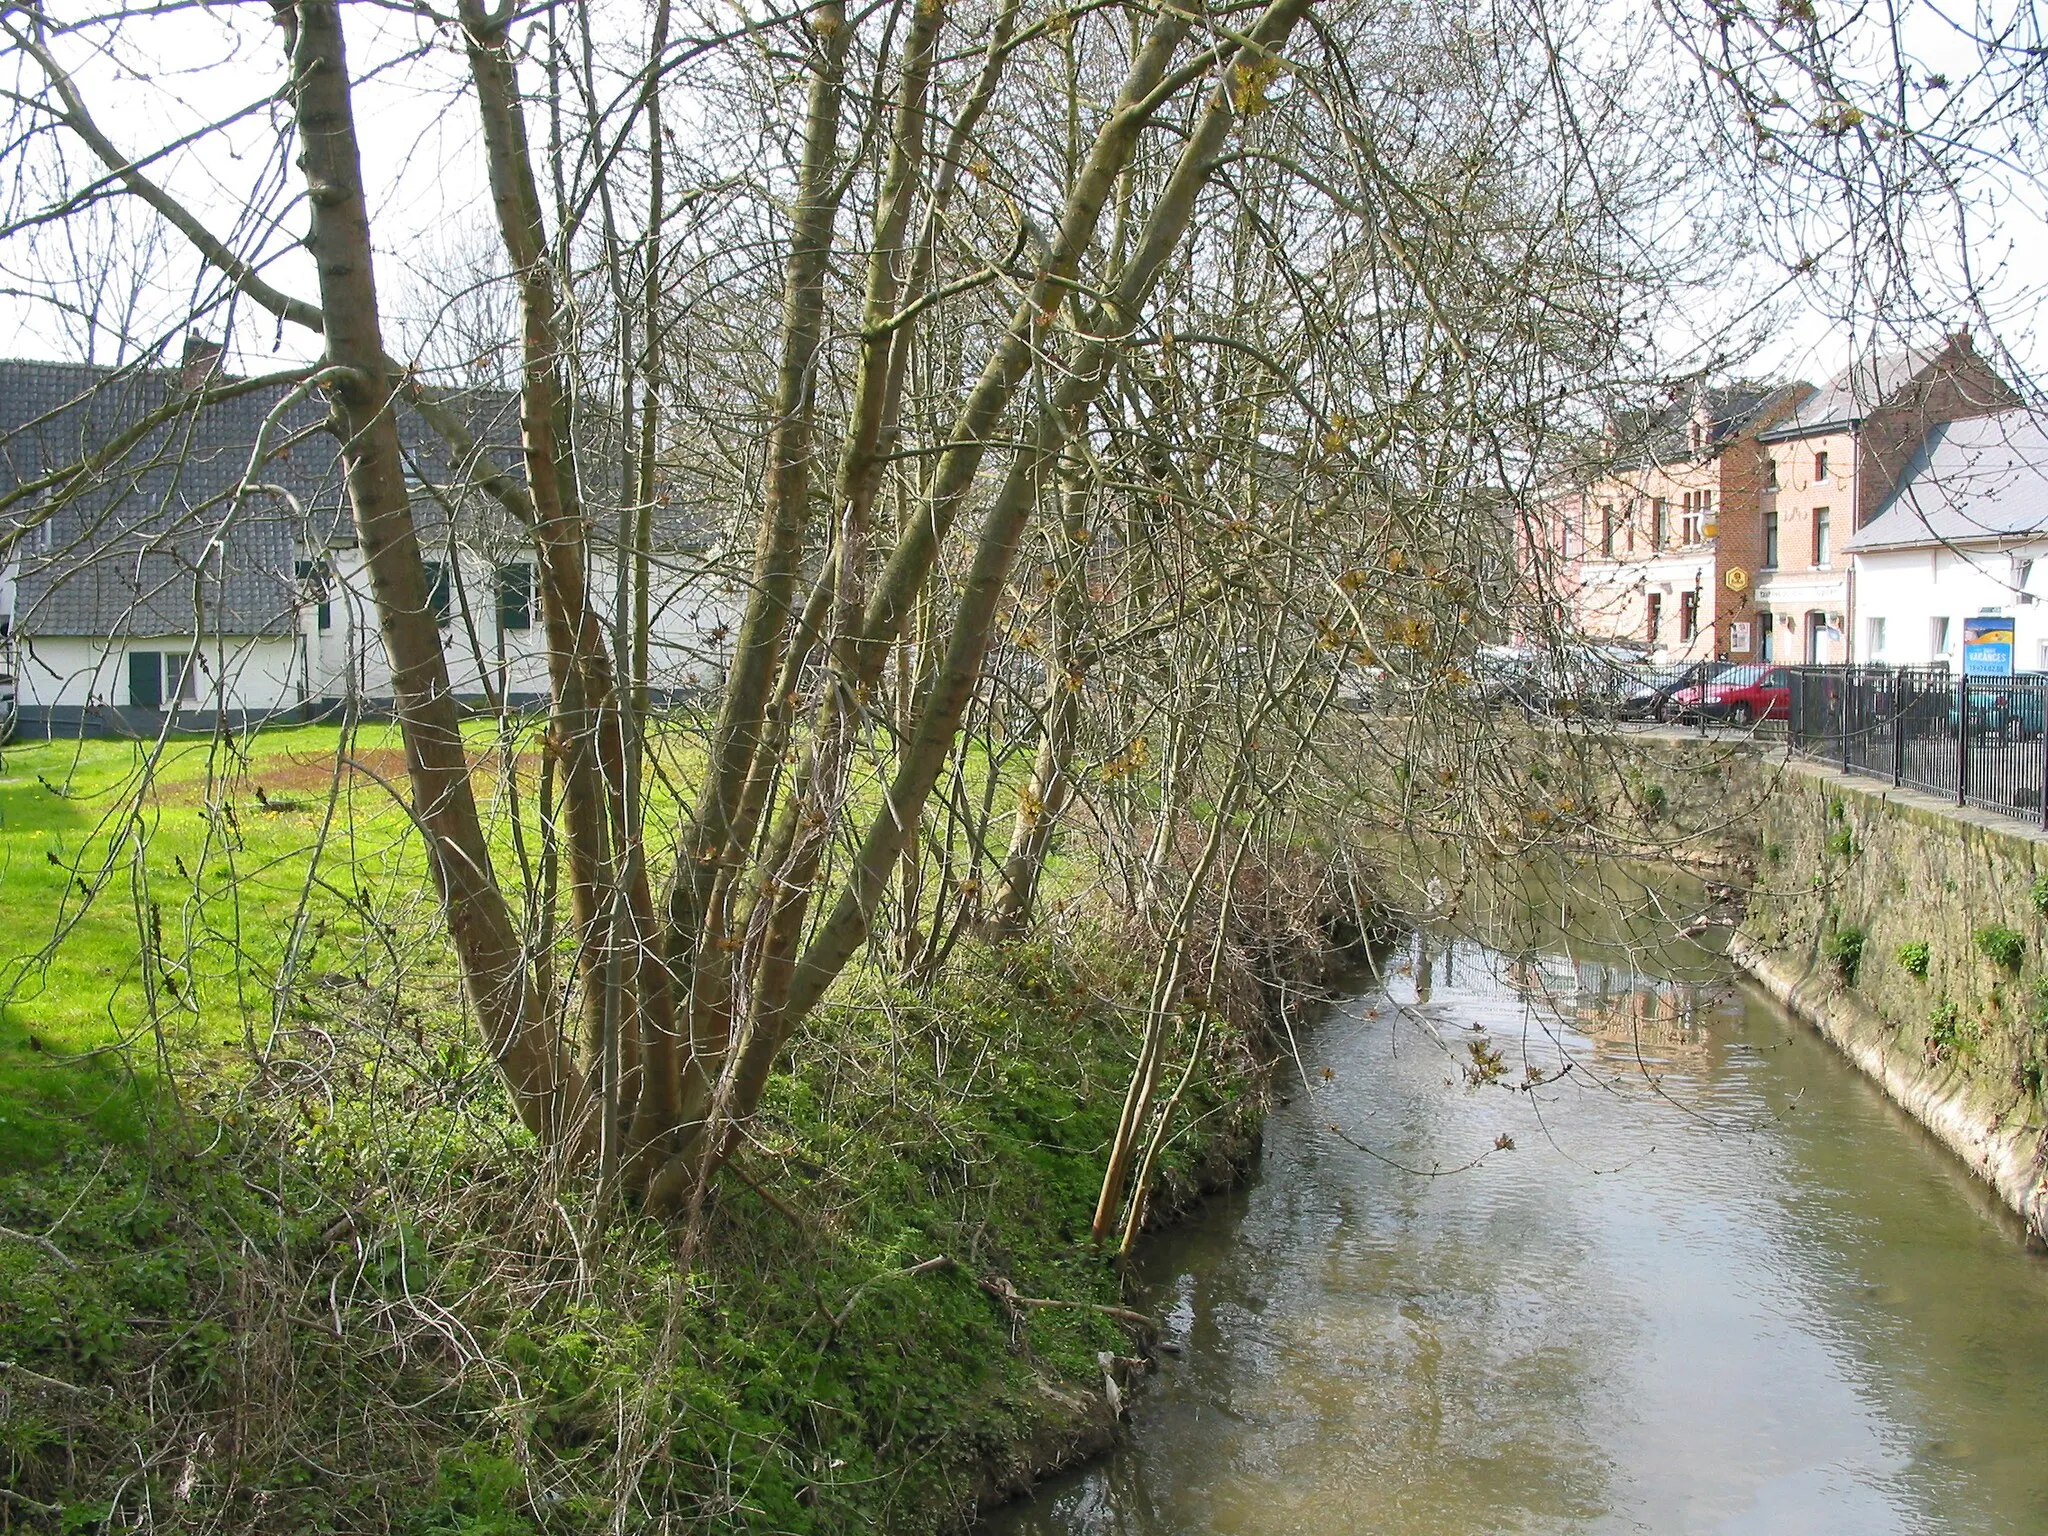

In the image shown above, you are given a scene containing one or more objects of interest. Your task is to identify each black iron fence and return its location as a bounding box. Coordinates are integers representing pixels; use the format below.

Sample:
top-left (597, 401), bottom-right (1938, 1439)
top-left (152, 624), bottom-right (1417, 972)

top-left (1785, 665), bottom-right (2048, 825)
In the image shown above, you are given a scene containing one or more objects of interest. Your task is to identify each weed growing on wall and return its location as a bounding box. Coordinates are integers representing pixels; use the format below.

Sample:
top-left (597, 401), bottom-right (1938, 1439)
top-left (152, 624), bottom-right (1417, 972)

top-left (1822, 926), bottom-right (1866, 983)
top-left (1975, 925), bottom-right (2026, 973)
top-left (1896, 940), bottom-right (1932, 979)
top-left (2032, 874), bottom-right (2048, 919)
top-left (1926, 997), bottom-right (1980, 1063)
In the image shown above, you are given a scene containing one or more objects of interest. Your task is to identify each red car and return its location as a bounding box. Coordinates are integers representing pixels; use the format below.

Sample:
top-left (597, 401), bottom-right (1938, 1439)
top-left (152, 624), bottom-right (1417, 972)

top-left (1668, 664), bottom-right (1792, 726)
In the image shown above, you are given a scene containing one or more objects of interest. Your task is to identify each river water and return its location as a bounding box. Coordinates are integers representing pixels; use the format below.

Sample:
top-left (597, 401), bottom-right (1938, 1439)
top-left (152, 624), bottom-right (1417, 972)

top-left (985, 864), bottom-right (2048, 1535)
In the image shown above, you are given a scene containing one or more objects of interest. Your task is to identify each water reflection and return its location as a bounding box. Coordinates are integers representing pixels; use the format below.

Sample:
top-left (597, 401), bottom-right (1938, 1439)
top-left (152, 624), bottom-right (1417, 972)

top-left (985, 869), bottom-right (2048, 1536)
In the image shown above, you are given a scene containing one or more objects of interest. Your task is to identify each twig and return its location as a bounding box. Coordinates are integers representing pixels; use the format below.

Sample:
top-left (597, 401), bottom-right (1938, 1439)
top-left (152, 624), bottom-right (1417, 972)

top-left (719, 1155), bottom-right (815, 1233)
top-left (0, 1223), bottom-right (76, 1269)
top-left (824, 1255), bottom-right (958, 1342)
top-left (0, 1359), bottom-right (105, 1397)
top-left (977, 1274), bottom-right (1158, 1334)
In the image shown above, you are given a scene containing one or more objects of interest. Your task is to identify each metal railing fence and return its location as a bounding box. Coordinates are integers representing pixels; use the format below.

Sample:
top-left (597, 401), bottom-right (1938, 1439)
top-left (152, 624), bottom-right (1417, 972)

top-left (1785, 665), bottom-right (2048, 825)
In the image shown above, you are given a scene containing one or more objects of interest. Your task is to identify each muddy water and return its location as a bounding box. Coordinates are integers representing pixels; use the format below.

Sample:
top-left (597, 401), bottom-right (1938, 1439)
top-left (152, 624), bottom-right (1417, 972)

top-left (985, 867), bottom-right (2048, 1535)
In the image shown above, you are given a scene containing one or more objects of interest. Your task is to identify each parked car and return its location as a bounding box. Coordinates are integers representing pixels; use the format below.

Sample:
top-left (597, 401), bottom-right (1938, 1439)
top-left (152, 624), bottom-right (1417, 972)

top-left (1471, 644), bottom-right (1543, 709)
top-left (1668, 664), bottom-right (1792, 726)
top-left (1619, 661), bottom-right (1733, 722)
top-left (0, 665), bottom-right (14, 747)
top-left (1948, 685), bottom-right (2046, 743)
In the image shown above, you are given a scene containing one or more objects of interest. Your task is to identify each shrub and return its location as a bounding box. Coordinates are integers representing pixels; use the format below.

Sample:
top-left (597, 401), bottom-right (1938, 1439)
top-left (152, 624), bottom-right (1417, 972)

top-left (1821, 926), bottom-right (1865, 984)
top-left (2032, 873), bottom-right (2048, 918)
top-left (1975, 924), bottom-right (2026, 973)
top-left (1896, 940), bottom-right (1931, 979)
top-left (1826, 827), bottom-right (1855, 859)
top-left (1641, 782), bottom-right (1668, 817)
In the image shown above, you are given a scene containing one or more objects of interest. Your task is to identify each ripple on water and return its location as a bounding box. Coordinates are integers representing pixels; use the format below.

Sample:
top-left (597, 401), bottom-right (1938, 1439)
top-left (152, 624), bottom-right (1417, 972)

top-left (984, 892), bottom-right (2048, 1536)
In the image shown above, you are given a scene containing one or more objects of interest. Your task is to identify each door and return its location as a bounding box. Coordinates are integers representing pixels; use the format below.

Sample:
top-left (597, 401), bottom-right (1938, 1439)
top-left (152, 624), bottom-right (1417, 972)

top-left (127, 650), bottom-right (161, 710)
top-left (1804, 610), bottom-right (1826, 664)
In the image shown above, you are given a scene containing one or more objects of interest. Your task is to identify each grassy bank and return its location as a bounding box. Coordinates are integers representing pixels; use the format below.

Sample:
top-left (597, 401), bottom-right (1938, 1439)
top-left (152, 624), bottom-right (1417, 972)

top-left (0, 733), bottom-right (1277, 1532)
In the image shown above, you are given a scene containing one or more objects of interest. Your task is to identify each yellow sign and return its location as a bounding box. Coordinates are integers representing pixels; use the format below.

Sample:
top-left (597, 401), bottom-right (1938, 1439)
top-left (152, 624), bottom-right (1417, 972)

top-left (1725, 566), bottom-right (1751, 593)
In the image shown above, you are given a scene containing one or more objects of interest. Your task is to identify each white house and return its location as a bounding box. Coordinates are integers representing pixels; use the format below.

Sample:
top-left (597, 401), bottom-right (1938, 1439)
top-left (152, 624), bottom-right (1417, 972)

top-left (0, 349), bottom-right (740, 737)
top-left (1846, 408), bottom-right (2048, 670)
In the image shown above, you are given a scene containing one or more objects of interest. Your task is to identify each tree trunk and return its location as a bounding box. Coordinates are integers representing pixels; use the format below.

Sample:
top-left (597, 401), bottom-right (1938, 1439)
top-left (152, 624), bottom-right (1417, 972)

top-left (279, 0), bottom-right (584, 1145)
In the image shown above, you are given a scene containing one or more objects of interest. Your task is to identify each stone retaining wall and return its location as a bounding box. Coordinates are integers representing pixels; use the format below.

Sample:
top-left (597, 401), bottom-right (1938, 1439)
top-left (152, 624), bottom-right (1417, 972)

top-left (1731, 751), bottom-right (2048, 1238)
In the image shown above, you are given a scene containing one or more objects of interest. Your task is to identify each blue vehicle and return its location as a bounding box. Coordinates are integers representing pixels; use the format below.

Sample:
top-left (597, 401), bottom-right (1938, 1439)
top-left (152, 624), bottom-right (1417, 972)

top-left (1947, 683), bottom-right (2046, 743)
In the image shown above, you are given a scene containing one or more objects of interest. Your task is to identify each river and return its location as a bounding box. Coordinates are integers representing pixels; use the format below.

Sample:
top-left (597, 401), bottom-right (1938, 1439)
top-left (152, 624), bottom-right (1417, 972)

top-left (984, 863), bottom-right (2048, 1535)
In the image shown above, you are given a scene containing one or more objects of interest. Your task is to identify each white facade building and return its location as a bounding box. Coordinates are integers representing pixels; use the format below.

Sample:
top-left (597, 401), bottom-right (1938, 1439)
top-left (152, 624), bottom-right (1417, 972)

top-left (1846, 409), bottom-right (2048, 669)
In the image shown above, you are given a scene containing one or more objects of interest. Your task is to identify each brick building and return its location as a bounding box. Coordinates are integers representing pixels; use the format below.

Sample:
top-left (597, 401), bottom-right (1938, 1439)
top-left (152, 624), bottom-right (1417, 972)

top-left (1752, 333), bottom-right (2017, 663)
top-left (1548, 381), bottom-right (1811, 663)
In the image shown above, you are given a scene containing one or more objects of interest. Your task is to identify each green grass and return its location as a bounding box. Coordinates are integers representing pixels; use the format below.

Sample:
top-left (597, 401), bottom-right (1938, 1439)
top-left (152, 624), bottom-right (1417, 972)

top-left (0, 717), bottom-right (1254, 1530)
top-left (0, 724), bottom-right (438, 1167)
top-left (0, 925), bottom-right (1257, 1531)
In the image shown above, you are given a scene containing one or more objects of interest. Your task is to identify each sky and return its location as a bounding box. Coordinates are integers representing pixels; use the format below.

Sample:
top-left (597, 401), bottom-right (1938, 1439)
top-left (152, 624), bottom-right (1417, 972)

top-left (1, 0), bottom-right (2042, 403)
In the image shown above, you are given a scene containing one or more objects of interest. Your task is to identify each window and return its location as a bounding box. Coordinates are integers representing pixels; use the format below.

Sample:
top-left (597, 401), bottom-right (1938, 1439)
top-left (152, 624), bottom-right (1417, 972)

top-left (127, 652), bottom-right (195, 708)
top-left (1762, 511), bottom-right (1779, 568)
top-left (1646, 592), bottom-right (1662, 643)
top-left (1679, 590), bottom-right (1698, 641)
top-left (25, 518), bottom-right (52, 555)
top-left (1600, 503), bottom-right (1614, 558)
top-left (422, 560), bottom-right (452, 627)
top-left (1651, 498), bottom-right (1668, 548)
top-left (1866, 616), bottom-right (1886, 658)
top-left (1812, 507), bottom-right (1831, 567)
top-left (1932, 616), bottom-right (1951, 656)
top-left (1680, 493), bottom-right (1703, 545)
top-left (496, 562), bottom-right (534, 631)
top-left (1814, 450), bottom-right (1830, 483)
top-left (2016, 557), bottom-right (2036, 605)
top-left (295, 559), bottom-right (332, 631)
top-left (1763, 456), bottom-right (1778, 490)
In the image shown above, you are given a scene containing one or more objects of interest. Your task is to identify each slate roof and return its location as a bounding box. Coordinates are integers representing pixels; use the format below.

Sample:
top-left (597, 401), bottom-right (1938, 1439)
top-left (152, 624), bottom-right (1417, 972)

top-left (1758, 344), bottom-right (1948, 442)
top-left (0, 356), bottom-right (524, 637)
top-left (1604, 381), bottom-right (1802, 469)
top-left (1845, 408), bottom-right (2048, 552)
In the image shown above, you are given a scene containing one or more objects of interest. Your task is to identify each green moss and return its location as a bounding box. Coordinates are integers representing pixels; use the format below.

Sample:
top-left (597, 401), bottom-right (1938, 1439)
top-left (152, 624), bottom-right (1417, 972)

top-left (2031, 872), bottom-right (2048, 918)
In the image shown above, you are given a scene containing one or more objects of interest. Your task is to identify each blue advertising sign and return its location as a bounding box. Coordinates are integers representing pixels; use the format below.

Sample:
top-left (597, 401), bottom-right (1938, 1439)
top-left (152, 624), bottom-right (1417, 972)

top-left (1963, 614), bottom-right (2014, 675)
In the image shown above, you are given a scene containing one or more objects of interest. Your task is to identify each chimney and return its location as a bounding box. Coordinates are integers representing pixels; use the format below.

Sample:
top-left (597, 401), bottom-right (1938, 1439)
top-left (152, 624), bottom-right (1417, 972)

top-left (180, 333), bottom-right (224, 392)
top-left (1688, 387), bottom-right (1715, 455)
